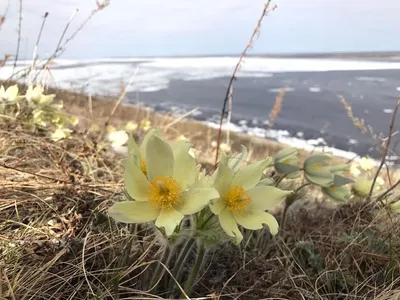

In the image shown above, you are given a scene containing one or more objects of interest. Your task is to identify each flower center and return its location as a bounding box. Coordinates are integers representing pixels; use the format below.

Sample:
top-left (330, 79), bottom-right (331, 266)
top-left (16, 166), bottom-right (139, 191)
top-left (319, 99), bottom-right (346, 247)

top-left (225, 185), bottom-right (252, 214)
top-left (148, 176), bottom-right (182, 210)
top-left (140, 159), bottom-right (147, 175)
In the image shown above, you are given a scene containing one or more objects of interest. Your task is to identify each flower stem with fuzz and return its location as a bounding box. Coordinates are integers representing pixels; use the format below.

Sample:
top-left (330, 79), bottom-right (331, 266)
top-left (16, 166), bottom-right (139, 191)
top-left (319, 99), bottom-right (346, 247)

top-left (150, 244), bottom-right (173, 291)
top-left (280, 183), bottom-right (310, 233)
top-left (183, 241), bottom-right (206, 296)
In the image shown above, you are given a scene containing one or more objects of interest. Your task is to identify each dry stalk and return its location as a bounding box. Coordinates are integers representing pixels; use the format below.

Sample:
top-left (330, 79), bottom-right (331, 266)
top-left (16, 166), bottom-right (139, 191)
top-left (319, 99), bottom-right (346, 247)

top-left (0, 53), bottom-right (12, 68)
top-left (28, 12), bottom-right (49, 86)
top-left (103, 67), bottom-right (140, 128)
top-left (214, 0), bottom-right (276, 167)
top-left (0, 1), bottom-right (10, 31)
top-left (10, 0), bottom-right (23, 81)
top-left (0, 16), bottom-right (5, 30)
top-left (369, 97), bottom-right (400, 200)
top-left (268, 85), bottom-right (287, 128)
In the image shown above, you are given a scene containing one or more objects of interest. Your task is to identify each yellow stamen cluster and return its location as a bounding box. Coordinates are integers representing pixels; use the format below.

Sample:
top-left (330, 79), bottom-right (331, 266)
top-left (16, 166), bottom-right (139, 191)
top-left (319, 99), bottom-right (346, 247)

top-left (148, 176), bottom-right (182, 210)
top-left (225, 185), bottom-right (252, 214)
top-left (140, 159), bottom-right (147, 175)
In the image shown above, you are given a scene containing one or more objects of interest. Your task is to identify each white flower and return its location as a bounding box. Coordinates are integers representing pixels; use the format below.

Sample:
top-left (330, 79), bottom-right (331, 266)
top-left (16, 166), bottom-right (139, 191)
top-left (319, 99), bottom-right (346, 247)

top-left (107, 130), bottom-right (129, 148)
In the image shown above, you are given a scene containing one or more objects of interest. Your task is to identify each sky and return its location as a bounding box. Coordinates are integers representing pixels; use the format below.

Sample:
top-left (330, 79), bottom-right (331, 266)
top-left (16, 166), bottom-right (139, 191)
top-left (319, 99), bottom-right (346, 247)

top-left (0, 0), bottom-right (399, 59)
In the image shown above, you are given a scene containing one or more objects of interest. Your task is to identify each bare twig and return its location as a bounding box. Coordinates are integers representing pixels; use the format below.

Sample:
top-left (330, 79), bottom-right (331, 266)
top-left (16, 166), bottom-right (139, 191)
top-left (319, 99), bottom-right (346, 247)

top-left (103, 67), bottom-right (140, 128)
top-left (11, 0), bottom-right (23, 81)
top-left (28, 12), bottom-right (49, 86)
top-left (368, 97), bottom-right (400, 200)
top-left (214, 0), bottom-right (276, 167)
top-left (377, 179), bottom-right (400, 203)
top-left (57, 1), bottom-right (110, 58)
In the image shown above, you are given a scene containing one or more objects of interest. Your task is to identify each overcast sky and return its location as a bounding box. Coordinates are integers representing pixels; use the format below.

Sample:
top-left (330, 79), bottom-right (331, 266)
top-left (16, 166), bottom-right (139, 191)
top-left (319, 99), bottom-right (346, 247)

top-left (0, 0), bottom-right (399, 59)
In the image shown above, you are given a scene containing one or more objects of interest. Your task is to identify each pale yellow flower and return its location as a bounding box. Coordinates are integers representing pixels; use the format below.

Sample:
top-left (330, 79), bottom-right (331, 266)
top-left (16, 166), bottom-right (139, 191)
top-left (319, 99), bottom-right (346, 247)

top-left (125, 121), bottom-right (138, 133)
top-left (210, 153), bottom-right (291, 244)
top-left (352, 177), bottom-right (379, 197)
top-left (376, 176), bottom-right (385, 186)
top-left (359, 157), bottom-right (374, 172)
top-left (350, 163), bottom-right (361, 177)
top-left (219, 143), bottom-right (231, 153)
top-left (0, 85), bottom-right (21, 102)
top-left (89, 124), bottom-right (100, 133)
top-left (106, 125), bottom-right (116, 133)
top-left (70, 116), bottom-right (79, 126)
top-left (140, 119), bottom-right (151, 132)
top-left (51, 127), bottom-right (73, 142)
top-left (25, 84), bottom-right (44, 103)
top-left (109, 134), bottom-right (218, 235)
top-left (303, 153), bottom-right (334, 187)
top-left (176, 135), bottom-right (188, 141)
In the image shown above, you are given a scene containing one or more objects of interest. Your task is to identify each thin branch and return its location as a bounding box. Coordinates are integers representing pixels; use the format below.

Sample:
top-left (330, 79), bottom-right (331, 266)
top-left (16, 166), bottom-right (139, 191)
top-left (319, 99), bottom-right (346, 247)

top-left (376, 179), bottom-right (400, 203)
top-left (214, 0), bottom-right (275, 167)
top-left (11, 0), bottom-right (23, 81)
top-left (368, 97), bottom-right (400, 200)
top-left (28, 12), bottom-right (49, 86)
top-left (103, 67), bottom-right (140, 128)
top-left (0, 53), bottom-right (12, 68)
top-left (32, 9), bottom-right (78, 83)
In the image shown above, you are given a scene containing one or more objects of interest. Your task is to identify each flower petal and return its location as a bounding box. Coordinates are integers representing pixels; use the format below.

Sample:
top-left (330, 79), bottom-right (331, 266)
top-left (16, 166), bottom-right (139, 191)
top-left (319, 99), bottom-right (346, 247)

top-left (145, 135), bottom-right (174, 180)
top-left (228, 145), bottom-right (248, 172)
top-left (209, 198), bottom-right (227, 215)
top-left (219, 208), bottom-right (243, 244)
top-left (231, 158), bottom-right (273, 190)
top-left (109, 201), bottom-right (159, 223)
top-left (322, 185), bottom-right (350, 203)
top-left (213, 160), bottom-right (234, 197)
top-left (155, 208), bottom-right (184, 236)
top-left (171, 141), bottom-right (196, 189)
top-left (247, 186), bottom-right (292, 210)
top-left (128, 136), bottom-right (141, 161)
top-left (124, 158), bottom-right (151, 201)
top-left (6, 85), bottom-right (19, 101)
top-left (275, 147), bottom-right (298, 161)
top-left (233, 210), bottom-right (279, 235)
top-left (139, 128), bottom-right (162, 157)
top-left (176, 188), bottom-right (219, 215)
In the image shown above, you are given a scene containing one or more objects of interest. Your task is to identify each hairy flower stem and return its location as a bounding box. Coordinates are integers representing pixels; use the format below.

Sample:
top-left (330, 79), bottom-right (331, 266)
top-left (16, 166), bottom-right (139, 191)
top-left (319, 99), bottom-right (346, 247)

top-left (168, 237), bottom-right (196, 291)
top-left (183, 241), bottom-right (206, 297)
top-left (169, 213), bottom-right (214, 293)
top-left (150, 245), bottom-right (172, 291)
top-left (280, 183), bottom-right (310, 234)
top-left (275, 174), bottom-right (288, 187)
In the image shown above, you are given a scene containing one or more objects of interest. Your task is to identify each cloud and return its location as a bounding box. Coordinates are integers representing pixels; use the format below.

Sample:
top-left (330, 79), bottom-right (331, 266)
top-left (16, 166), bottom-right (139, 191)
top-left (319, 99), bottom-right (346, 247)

top-left (0, 0), bottom-right (399, 58)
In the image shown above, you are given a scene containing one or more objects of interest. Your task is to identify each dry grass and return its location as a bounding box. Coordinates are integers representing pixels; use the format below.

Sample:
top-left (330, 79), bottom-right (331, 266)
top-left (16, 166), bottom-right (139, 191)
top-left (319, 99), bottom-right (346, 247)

top-left (0, 86), bottom-right (400, 299)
